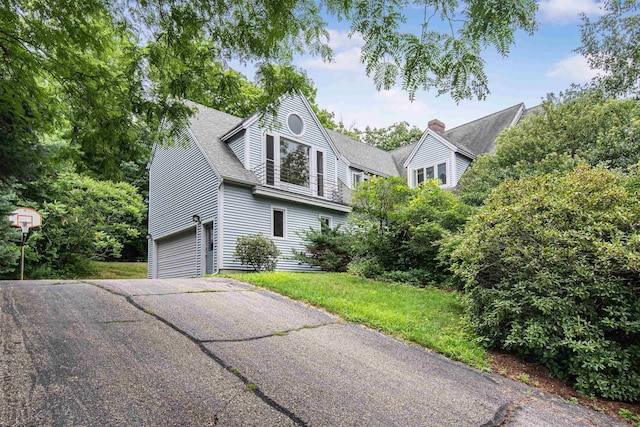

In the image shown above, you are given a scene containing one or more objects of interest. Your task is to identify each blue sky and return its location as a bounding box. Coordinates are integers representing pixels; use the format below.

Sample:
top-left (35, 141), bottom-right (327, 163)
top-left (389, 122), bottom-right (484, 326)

top-left (239, 0), bottom-right (605, 131)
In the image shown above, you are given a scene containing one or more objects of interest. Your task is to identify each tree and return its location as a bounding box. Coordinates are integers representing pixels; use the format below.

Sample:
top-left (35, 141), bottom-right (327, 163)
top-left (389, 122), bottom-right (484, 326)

top-left (578, 1), bottom-right (640, 96)
top-left (1, 0), bottom-right (538, 184)
top-left (25, 173), bottom-right (146, 278)
top-left (457, 91), bottom-right (640, 205)
top-left (355, 122), bottom-right (424, 151)
top-left (451, 165), bottom-right (640, 401)
top-left (348, 176), bottom-right (473, 285)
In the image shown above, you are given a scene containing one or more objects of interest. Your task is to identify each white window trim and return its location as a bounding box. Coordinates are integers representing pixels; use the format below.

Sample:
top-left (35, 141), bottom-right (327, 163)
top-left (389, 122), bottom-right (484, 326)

top-left (351, 170), bottom-right (364, 188)
top-left (313, 147), bottom-right (326, 198)
top-left (264, 132), bottom-right (327, 198)
top-left (271, 207), bottom-right (287, 239)
top-left (286, 112), bottom-right (306, 137)
top-left (319, 215), bottom-right (332, 229)
top-left (410, 160), bottom-right (451, 188)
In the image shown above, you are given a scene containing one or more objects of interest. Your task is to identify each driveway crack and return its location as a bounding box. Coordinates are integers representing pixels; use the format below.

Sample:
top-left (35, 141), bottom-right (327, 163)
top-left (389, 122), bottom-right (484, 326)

top-left (84, 282), bottom-right (308, 426)
top-left (200, 322), bottom-right (344, 343)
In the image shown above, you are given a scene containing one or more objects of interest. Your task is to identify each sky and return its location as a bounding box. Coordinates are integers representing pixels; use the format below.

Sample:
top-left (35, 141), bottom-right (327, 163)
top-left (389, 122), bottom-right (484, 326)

top-left (239, 0), bottom-right (605, 131)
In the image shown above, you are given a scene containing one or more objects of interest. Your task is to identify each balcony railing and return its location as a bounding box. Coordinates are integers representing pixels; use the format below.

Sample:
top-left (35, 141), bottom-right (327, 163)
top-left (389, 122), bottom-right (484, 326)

top-left (253, 163), bottom-right (350, 205)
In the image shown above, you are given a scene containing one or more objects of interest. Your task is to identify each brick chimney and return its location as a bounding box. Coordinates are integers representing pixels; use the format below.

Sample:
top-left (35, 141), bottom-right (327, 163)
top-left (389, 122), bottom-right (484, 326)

top-left (428, 119), bottom-right (445, 134)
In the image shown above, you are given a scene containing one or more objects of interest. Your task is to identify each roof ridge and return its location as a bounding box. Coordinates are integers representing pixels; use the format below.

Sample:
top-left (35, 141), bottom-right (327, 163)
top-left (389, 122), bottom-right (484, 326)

top-left (444, 102), bottom-right (524, 133)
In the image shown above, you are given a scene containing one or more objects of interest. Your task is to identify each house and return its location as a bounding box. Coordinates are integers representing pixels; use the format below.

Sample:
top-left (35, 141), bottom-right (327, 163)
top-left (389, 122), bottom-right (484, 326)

top-left (147, 94), bottom-right (533, 278)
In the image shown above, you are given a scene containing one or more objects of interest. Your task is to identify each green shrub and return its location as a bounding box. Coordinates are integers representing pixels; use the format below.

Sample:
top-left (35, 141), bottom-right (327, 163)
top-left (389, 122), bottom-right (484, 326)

top-left (292, 221), bottom-right (352, 272)
top-left (451, 165), bottom-right (640, 401)
top-left (349, 176), bottom-right (474, 286)
top-left (234, 233), bottom-right (280, 272)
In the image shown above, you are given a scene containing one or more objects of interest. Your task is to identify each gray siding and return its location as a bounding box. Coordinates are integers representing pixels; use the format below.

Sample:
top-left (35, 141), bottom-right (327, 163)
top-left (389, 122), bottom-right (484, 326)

top-left (148, 128), bottom-right (219, 278)
top-left (221, 183), bottom-right (347, 271)
top-left (455, 154), bottom-right (472, 183)
top-left (247, 96), bottom-right (339, 182)
top-left (408, 134), bottom-right (454, 186)
top-left (228, 134), bottom-right (245, 166)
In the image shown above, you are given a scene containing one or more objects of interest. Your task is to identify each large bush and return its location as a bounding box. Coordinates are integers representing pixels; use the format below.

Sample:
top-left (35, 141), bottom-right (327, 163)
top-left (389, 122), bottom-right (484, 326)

top-left (292, 221), bottom-right (352, 272)
top-left (452, 165), bottom-right (640, 401)
top-left (25, 173), bottom-right (146, 278)
top-left (349, 176), bottom-right (473, 285)
top-left (234, 233), bottom-right (280, 272)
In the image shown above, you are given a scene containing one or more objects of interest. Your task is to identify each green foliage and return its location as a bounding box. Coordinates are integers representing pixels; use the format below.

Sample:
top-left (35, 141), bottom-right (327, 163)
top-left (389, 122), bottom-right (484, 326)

top-left (232, 272), bottom-right (488, 369)
top-left (452, 165), bottom-right (640, 401)
top-left (292, 221), bottom-right (352, 272)
top-left (353, 121), bottom-right (424, 151)
top-left (349, 177), bottom-right (473, 285)
top-left (349, 0), bottom-right (537, 101)
top-left (234, 233), bottom-right (281, 272)
top-left (0, 188), bottom-right (21, 277)
top-left (578, 1), bottom-right (640, 96)
top-left (26, 173), bottom-right (146, 278)
top-left (458, 92), bottom-right (640, 205)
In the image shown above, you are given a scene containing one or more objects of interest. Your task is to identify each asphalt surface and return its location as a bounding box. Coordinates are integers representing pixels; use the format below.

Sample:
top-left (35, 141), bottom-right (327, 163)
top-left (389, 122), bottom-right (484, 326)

top-left (0, 278), bottom-right (626, 426)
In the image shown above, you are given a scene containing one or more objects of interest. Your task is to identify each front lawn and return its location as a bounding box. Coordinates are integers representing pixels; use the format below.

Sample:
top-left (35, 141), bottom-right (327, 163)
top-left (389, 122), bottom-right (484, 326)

top-left (230, 272), bottom-right (487, 370)
top-left (84, 261), bottom-right (148, 279)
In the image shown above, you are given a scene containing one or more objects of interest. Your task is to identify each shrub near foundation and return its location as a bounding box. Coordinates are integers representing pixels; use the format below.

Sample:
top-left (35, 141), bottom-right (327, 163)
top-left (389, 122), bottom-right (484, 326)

top-left (234, 233), bottom-right (280, 272)
top-left (452, 165), bottom-right (640, 402)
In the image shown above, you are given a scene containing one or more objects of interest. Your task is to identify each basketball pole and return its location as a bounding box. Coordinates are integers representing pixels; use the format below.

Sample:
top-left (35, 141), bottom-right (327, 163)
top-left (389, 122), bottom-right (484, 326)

top-left (20, 232), bottom-right (25, 281)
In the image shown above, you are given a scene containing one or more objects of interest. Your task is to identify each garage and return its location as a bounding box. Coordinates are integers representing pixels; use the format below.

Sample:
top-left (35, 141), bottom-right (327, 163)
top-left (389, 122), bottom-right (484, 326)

top-left (155, 228), bottom-right (197, 278)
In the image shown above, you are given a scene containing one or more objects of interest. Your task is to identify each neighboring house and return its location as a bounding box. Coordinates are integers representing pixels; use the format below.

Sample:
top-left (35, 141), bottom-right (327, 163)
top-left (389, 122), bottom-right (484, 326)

top-left (147, 94), bottom-right (534, 278)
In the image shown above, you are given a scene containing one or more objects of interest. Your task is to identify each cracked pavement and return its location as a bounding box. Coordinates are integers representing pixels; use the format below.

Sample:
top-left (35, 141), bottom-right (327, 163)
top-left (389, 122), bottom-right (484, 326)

top-left (1, 278), bottom-right (626, 426)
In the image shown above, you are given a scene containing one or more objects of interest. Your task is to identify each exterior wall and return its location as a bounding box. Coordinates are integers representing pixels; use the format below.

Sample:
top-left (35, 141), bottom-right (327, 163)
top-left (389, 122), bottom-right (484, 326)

top-left (148, 128), bottom-right (219, 278)
top-left (247, 96), bottom-right (339, 183)
top-left (228, 133), bottom-right (245, 167)
top-left (221, 183), bottom-right (348, 272)
top-left (407, 134), bottom-right (454, 187)
top-left (455, 154), bottom-right (472, 184)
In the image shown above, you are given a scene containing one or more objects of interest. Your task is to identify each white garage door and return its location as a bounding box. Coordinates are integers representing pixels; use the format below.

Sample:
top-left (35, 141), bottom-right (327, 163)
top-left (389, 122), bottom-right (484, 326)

top-left (156, 228), bottom-right (197, 278)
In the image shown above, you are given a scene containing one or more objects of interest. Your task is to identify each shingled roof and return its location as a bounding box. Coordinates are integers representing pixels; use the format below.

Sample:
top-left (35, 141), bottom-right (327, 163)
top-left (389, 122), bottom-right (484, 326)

top-left (325, 129), bottom-right (402, 176)
top-left (181, 100), bottom-right (529, 186)
top-left (187, 104), bottom-right (260, 185)
top-left (441, 103), bottom-right (525, 156)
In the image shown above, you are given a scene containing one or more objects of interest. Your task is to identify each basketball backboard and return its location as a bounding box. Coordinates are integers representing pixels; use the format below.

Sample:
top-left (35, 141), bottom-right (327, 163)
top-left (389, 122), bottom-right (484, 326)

top-left (8, 208), bottom-right (42, 233)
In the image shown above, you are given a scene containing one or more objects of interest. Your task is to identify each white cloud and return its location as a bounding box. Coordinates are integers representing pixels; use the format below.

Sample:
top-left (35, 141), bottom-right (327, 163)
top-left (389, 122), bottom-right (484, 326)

top-left (547, 54), bottom-right (601, 81)
top-left (538, 0), bottom-right (604, 23)
top-left (298, 30), bottom-right (364, 71)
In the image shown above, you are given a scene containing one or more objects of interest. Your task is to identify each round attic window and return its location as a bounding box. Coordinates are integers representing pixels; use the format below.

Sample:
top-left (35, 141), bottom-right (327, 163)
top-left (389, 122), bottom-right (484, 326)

top-left (287, 113), bottom-right (304, 135)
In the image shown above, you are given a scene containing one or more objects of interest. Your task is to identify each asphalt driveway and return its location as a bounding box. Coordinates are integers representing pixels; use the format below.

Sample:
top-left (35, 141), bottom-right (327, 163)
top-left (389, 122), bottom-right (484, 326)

top-left (0, 278), bottom-right (625, 426)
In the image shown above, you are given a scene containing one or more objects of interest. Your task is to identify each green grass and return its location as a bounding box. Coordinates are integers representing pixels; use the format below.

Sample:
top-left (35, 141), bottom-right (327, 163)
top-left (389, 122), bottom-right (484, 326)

top-left (230, 272), bottom-right (488, 370)
top-left (84, 262), bottom-right (148, 279)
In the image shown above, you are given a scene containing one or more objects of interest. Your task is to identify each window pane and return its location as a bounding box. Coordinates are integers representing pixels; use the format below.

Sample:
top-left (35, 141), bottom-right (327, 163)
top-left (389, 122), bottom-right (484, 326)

top-left (280, 138), bottom-right (310, 187)
top-left (273, 209), bottom-right (284, 237)
top-left (417, 168), bottom-right (425, 184)
top-left (266, 135), bottom-right (275, 185)
top-left (426, 166), bottom-right (434, 179)
top-left (319, 216), bottom-right (330, 231)
top-left (437, 163), bottom-right (447, 185)
top-left (287, 114), bottom-right (304, 135)
top-left (317, 151), bottom-right (324, 197)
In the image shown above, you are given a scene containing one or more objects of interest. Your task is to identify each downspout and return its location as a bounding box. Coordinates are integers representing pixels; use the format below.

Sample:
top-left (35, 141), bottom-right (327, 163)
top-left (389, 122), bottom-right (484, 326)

top-left (215, 179), bottom-right (223, 274)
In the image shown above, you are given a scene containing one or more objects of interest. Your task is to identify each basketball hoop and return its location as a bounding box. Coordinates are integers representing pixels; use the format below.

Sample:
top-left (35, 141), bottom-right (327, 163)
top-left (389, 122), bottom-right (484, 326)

top-left (7, 208), bottom-right (42, 280)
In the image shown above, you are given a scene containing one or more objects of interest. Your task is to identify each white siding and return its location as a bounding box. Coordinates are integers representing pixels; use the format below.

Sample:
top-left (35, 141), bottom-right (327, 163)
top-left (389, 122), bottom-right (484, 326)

top-left (222, 184), bottom-right (348, 271)
top-left (148, 128), bottom-right (219, 278)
